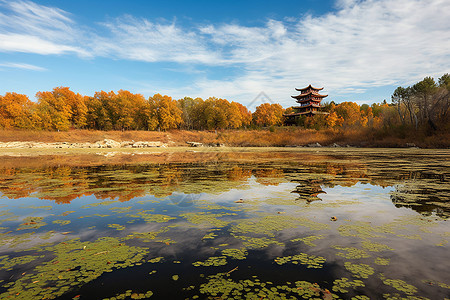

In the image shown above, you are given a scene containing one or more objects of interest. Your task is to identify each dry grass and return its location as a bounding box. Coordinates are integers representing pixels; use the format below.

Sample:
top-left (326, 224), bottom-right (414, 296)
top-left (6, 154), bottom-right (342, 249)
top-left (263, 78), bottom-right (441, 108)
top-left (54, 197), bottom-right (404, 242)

top-left (0, 128), bottom-right (448, 148)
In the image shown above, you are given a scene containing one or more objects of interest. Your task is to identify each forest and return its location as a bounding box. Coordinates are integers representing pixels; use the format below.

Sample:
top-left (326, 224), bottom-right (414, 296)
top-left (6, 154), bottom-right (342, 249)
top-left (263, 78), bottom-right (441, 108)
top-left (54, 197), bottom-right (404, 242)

top-left (0, 75), bottom-right (448, 137)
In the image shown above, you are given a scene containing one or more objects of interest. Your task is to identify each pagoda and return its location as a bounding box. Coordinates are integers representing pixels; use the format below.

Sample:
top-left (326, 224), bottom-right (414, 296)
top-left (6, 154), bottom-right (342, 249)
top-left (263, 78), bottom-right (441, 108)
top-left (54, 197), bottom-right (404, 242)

top-left (284, 84), bottom-right (329, 123)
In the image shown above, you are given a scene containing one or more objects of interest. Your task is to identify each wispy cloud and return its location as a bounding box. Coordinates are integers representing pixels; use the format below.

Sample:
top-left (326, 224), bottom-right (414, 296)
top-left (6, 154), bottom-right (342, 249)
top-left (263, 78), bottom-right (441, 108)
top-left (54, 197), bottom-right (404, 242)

top-left (0, 0), bottom-right (449, 104)
top-left (0, 0), bottom-right (89, 56)
top-left (0, 62), bottom-right (46, 71)
top-left (191, 0), bottom-right (450, 104)
top-left (93, 16), bottom-right (221, 64)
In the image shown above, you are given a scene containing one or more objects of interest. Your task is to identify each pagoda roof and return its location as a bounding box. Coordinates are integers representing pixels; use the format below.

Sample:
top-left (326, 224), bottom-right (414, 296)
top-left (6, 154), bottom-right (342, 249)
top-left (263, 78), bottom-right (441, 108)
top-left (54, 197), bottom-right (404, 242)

top-left (292, 103), bottom-right (321, 109)
top-left (295, 85), bottom-right (324, 92)
top-left (284, 111), bottom-right (329, 117)
top-left (292, 91), bottom-right (328, 99)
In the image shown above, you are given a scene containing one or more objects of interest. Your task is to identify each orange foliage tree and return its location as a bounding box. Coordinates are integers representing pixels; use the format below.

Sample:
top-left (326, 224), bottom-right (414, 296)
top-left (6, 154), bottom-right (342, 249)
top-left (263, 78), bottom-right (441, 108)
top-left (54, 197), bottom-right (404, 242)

top-left (252, 103), bottom-right (284, 127)
top-left (149, 94), bottom-right (183, 131)
top-left (0, 93), bottom-right (35, 129)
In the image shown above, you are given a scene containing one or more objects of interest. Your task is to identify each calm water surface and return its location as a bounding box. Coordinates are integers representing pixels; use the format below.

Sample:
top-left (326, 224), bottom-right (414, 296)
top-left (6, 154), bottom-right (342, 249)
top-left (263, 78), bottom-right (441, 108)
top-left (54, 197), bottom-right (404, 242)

top-left (0, 149), bottom-right (448, 299)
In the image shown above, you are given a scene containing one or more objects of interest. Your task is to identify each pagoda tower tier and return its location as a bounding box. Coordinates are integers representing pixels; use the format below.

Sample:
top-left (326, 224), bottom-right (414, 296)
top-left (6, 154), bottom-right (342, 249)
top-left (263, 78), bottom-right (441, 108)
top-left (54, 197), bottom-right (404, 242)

top-left (284, 84), bottom-right (329, 123)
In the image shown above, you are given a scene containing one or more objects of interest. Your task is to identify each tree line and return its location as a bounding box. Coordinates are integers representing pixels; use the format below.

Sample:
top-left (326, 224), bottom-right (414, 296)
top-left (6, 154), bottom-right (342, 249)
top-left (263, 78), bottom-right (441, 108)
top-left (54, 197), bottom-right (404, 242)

top-left (0, 74), bottom-right (448, 132)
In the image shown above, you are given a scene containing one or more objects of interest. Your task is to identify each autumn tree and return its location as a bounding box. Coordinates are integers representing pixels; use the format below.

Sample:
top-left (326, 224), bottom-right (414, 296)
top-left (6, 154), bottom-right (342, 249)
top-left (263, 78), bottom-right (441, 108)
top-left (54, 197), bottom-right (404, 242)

top-left (51, 87), bottom-right (87, 128)
top-left (149, 94), bottom-right (183, 131)
top-left (35, 91), bottom-right (72, 130)
top-left (178, 97), bottom-right (204, 130)
top-left (252, 103), bottom-right (284, 127)
top-left (0, 93), bottom-right (35, 129)
top-left (85, 91), bottom-right (115, 130)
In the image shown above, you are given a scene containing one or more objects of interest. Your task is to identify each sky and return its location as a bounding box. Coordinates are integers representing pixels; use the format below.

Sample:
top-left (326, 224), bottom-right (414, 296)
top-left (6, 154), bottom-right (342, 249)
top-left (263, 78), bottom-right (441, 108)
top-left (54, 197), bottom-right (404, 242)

top-left (0, 0), bottom-right (449, 110)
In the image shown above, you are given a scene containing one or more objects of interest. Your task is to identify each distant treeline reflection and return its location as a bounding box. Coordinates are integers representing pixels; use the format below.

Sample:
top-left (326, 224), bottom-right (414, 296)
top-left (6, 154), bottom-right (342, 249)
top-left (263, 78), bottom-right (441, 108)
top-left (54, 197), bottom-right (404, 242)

top-left (0, 158), bottom-right (447, 218)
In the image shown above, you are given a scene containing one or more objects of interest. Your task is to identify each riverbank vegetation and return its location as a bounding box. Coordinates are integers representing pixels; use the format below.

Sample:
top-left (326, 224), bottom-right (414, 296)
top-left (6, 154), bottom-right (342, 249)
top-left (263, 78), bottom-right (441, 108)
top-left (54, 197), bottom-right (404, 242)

top-left (0, 74), bottom-right (448, 147)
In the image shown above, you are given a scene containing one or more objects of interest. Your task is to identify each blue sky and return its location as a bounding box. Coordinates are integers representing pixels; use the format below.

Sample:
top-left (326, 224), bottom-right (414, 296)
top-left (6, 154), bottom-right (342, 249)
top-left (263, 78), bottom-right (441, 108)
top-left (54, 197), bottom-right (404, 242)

top-left (0, 0), bottom-right (449, 110)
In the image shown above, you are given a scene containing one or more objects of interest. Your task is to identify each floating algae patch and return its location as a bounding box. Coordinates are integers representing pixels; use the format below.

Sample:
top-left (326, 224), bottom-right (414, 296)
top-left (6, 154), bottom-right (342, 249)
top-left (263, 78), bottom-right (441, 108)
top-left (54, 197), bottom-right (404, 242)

top-left (172, 275), bottom-right (179, 281)
top-left (221, 248), bottom-right (248, 260)
top-left (123, 226), bottom-right (171, 242)
top-left (197, 272), bottom-right (336, 299)
top-left (180, 212), bottom-right (234, 228)
top-left (422, 280), bottom-right (450, 289)
top-left (397, 234), bottom-right (422, 240)
top-left (332, 277), bottom-right (365, 293)
top-left (230, 215), bottom-right (328, 237)
top-left (379, 274), bottom-right (418, 295)
top-left (231, 234), bottom-right (283, 249)
top-left (81, 200), bottom-right (119, 208)
top-left (332, 245), bottom-right (371, 259)
top-left (0, 231), bottom-right (35, 248)
top-left (126, 211), bottom-right (175, 223)
top-left (192, 256), bottom-right (228, 267)
top-left (148, 257), bottom-right (164, 263)
top-left (274, 252), bottom-right (326, 268)
top-left (0, 237), bottom-right (148, 299)
top-left (17, 216), bottom-right (46, 230)
top-left (374, 257), bottom-right (391, 265)
top-left (344, 262), bottom-right (374, 278)
top-left (108, 223), bottom-right (126, 231)
top-left (102, 289), bottom-right (153, 300)
top-left (21, 205), bottom-right (53, 210)
top-left (290, 235), bottom-right (325, 247)
top-left (201, 232), bottom-right (217, 240)
top-left (0, 254), bottom-right (45, 270)
top-left (361, 240), bottom-right (394, 252)
top-left (52, 220), bottom-right (71, 226)
top-left (338, 222), bottom-right (392, 239)
top-left (110, 206), bottom-right (133, 214)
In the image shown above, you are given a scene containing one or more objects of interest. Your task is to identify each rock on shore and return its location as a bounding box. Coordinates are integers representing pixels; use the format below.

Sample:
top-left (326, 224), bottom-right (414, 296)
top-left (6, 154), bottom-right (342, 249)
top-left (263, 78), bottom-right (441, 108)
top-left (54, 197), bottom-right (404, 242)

top-left (0, 139), bottom-right (167, 149)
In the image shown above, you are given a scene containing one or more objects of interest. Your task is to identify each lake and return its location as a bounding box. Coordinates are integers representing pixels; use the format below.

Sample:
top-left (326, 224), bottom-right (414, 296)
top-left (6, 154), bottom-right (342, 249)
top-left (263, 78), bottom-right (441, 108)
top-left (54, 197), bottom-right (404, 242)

top-left (0, 148), bottom-right (448, 299)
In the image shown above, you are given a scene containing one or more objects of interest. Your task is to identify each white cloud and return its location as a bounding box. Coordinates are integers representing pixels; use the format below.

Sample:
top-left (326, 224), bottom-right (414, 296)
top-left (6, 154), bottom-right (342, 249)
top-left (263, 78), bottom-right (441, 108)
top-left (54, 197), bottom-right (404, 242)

top-left (189, 0), bottom-right (450, 105)
top-left (0, 0), bottom-right (448, 104)
top-left (0, 0), bottom-right (89, 56)
top-left (93, 16), bottom-right (221, 64)
top-left (0, 62), bottom-right (46, 71)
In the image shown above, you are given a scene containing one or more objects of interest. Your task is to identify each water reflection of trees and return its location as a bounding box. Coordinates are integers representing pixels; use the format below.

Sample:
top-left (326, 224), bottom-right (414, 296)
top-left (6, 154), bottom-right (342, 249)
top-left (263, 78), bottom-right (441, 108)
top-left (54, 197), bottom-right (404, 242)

top-left (0, 151), bottom-right (448, 217)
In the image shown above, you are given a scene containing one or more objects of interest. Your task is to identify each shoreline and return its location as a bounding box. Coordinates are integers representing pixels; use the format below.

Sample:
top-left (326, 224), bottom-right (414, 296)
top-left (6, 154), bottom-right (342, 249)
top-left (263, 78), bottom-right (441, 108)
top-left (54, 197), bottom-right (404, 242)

top-left (0, 128), bottom-right (449, 149)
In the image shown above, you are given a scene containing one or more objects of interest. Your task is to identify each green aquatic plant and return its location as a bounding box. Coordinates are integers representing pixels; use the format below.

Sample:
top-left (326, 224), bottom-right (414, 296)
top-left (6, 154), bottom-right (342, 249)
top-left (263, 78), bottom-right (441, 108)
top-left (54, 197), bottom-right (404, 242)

top-left (344, 262), bottom-right (374, 278)
top-left (193, 256), bottom-right (228, 267)
top-left (110, 206), bottom-right (133, 213)
top-left (421, 279), bottom-right (450, 289)
top-left (231, 234), bottom-right (283, 249)
top-left (351, 295), bottom-right (370, 300)
top-left (148, 257), bottom-right (163, 263)
top-left (382, 293), bottom-right (430, 299)
top-left (22, 205), bottom-right (53, 210)
top-left (52, 220), bottom-right (71, 226)
top-left (379, 274), bottom-right (418, 295)
top-left (332, 245), bottom-right (370, 259)
top-left (81, 200), bottom-right (119, 208)
top-left (126, 211), bottom-right (175, 223)
top-left (102, 290), bottom-right (153, 300)
top-left (180, 212), bottom-right (234, 228)
top-left (221, 248), bottom-right (248, 260)
top-left (361, 240), bottom-right (394, 252)
top-left (230, 215), bottom-right (328, 237)
top-left (108, 224), bottom-right (126, 231)
top-left (290, 235), bottom-right (324, 247)
top-left (17, 216), bottom-right (46, 230)
top-left (374, 257), bottom-right (391, 265)
top-left (332, 277), bottom-right (365, 293)
top-left (201, 232), bottom-right (217, 240)
top-left (0, 254), bottom-right (45, 270)
top-left (0, 237), bottom-right (149, 299)
top-left (274, 253), bottom-right (326, 268)
top-left (172, 275), bottom-right (179, 281)
top-left (197, 272), bottom-right (335, 299)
